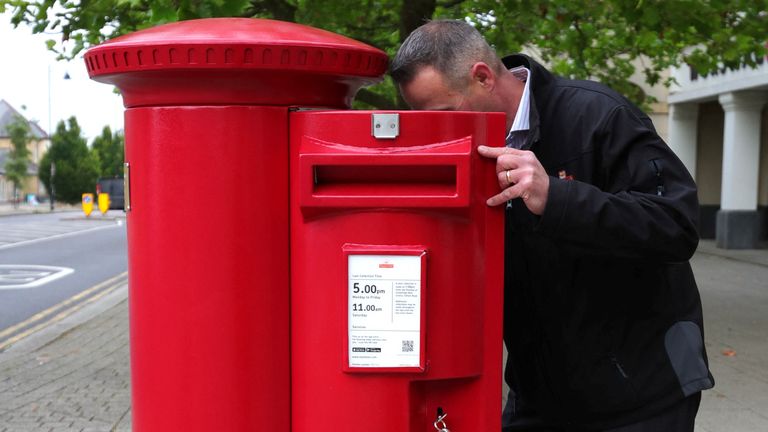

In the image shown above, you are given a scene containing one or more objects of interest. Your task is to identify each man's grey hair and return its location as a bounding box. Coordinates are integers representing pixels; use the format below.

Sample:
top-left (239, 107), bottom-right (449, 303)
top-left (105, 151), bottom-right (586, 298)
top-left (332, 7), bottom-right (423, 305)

top-left (390, 20), bottom-right (504, 89)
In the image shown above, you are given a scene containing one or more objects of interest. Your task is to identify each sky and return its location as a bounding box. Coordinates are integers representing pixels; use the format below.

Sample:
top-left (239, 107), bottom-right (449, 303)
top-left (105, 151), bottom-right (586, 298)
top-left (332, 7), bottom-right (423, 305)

top-left (0, 11), bottom-right (124, 141)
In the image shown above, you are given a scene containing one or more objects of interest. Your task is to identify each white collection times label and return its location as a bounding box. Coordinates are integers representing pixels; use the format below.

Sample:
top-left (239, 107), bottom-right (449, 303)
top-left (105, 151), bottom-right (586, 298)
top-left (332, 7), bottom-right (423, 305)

top-left (348, 254), bottom-right (422, 368)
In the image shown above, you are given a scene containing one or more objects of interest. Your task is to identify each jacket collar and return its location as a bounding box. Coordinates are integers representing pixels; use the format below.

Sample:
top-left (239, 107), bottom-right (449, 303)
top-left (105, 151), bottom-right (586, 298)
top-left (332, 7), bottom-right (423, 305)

top-left (502, 54), bottom-right (551, 149)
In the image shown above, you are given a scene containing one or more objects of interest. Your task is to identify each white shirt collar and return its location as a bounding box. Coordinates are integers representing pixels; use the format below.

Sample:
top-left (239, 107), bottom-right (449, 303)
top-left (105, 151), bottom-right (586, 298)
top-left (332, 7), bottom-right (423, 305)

top-left (507, 66), bottom-right (531, 138)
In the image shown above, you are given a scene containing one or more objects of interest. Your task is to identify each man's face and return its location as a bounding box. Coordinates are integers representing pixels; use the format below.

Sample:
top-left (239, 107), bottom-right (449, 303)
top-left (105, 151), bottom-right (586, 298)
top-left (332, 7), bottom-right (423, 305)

top-left (399, 65), bottom-right (501, 113)
top-left (399, 66), bottom-right (467, 111)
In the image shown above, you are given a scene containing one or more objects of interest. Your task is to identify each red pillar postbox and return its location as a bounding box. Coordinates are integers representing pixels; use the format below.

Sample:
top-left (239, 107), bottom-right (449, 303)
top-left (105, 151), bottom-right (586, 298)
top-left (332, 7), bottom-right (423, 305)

top-left (85, 18), bottom-right (387, 431)
top-left (290, 111), bottom-right (505, 431)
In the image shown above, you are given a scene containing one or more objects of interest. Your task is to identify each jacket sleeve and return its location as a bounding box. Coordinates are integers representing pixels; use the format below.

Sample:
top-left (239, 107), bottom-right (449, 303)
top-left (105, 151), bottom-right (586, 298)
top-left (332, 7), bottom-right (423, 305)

top-left (536, 105), bottom-right (700, 262)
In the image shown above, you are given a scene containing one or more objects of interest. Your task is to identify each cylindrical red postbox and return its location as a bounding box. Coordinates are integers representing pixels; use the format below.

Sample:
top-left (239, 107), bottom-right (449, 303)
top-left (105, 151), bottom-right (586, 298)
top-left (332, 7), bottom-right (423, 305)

top-left (290, 111), bottom-right (505, 431)
top-left (85, 18), bottom-right (387, 431)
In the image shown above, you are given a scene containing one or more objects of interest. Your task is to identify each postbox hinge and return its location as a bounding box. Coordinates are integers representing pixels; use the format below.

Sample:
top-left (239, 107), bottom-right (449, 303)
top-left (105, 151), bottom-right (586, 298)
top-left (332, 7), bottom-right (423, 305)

top-left (123, 162), bottom-right (131, 212)
top-left (372, 113), bottom-right (399, 139)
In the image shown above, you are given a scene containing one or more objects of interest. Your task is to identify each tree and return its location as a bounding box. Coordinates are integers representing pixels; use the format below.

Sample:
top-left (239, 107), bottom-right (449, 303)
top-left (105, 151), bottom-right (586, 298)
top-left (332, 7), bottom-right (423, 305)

top-left (3, 0), bottom-right (766, 109)
top-left (91, 126), bottom-right (125, 178)
top-left (4, 115), bottom-right (32, 207)
top-left (38, 117), bottom-right (100, 204)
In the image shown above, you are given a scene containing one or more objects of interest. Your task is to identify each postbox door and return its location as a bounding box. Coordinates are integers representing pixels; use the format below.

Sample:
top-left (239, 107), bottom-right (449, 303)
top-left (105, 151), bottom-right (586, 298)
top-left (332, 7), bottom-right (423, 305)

top-left (290, 110), bottom-right (506, 432)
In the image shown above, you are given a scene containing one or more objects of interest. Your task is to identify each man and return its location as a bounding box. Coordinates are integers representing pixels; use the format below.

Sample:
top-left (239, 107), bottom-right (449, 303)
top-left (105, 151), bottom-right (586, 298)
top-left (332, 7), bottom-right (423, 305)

top-left (391, 20), bottom-right (714, 432)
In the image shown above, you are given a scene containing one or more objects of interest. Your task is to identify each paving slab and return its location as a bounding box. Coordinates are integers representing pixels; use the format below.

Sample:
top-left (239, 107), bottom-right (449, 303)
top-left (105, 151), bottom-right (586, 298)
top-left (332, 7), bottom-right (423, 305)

top-left (0, 240), bottom-right (765, 431)
top-left (0, 285), bottom-right (130, 432)
top-left (693, 241), bottom-right (768, 432)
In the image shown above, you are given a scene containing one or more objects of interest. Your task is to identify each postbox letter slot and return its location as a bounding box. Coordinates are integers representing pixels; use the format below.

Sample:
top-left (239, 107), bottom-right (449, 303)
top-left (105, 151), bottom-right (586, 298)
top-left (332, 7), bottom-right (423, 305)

top-left (300, 153), bottom-right (470, 209)
top-left (314, 164), bottom-right (456, 196)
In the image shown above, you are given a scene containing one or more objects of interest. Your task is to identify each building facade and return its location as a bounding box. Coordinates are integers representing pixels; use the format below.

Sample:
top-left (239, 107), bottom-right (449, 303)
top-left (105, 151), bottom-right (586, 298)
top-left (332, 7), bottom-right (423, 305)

top-left (668, 59), bottom-right (768, 249)
top-left (0, 99), bottom-right (49, 202)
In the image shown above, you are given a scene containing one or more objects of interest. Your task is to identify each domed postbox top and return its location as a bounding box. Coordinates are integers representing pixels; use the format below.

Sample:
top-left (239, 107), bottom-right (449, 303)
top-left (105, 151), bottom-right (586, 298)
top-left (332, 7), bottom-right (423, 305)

top-left (85, 18), bottom-right (389, 108)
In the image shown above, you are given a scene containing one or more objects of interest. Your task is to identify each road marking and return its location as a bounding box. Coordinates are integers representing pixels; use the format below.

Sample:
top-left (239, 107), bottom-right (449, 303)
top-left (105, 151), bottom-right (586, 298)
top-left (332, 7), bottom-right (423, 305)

top-left (0, 272), bottom-right (128, 351)
top-left (0, 223), bottom-right (121, 251)
top-left (0, 265), bottom-right (75, 289)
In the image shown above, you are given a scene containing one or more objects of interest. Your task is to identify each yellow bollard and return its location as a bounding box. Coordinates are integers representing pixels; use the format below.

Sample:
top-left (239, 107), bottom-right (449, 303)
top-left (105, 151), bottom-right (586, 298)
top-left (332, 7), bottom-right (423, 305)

top-left (82, 193), bottom-right (94, 217)
top-left (98, 193), bottom-right (110, 215)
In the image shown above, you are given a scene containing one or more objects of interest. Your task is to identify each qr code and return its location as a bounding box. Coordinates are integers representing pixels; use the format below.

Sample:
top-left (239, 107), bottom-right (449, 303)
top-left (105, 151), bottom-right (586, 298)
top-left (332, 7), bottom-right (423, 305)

top-left (402, 340), bottom-right (414, 352)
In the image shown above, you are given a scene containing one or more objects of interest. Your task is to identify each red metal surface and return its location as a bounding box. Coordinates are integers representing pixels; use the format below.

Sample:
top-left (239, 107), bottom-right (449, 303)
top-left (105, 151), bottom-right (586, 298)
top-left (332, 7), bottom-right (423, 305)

top-left (86, 18), bottom-right (389, 432)
top-left (298, 136), bottom-right (472, 211)
top-left (126, 106), bottom-right (289, 431)
top-left (85, 18), bottom-right (388, 108)
top-left (290, 110), bottom-right (506, 432)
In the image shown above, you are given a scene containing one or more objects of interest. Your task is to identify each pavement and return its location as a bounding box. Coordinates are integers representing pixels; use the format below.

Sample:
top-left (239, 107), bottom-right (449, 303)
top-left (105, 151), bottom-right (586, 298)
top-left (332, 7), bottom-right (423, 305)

top-left (0, 202), bottom-right (80, 217)
top-left (0, 222), bottom-right (766, 431)
top-left (693, 241), bottom-right (768, 432)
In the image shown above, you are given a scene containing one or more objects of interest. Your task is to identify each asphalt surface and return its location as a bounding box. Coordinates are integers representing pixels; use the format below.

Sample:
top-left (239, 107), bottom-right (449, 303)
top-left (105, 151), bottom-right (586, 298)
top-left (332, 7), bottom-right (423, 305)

top-left (0, 212), bottom-right (127, 332)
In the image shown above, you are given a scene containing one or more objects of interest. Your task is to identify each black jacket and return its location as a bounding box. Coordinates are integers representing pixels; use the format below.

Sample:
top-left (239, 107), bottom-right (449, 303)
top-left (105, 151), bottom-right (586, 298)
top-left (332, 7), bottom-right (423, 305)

top-left (501, 54), bottom-right (714, 429)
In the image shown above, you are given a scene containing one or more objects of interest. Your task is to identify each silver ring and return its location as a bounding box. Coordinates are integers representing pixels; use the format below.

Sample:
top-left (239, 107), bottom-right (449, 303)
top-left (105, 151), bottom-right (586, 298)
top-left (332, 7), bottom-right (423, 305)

top-left (505, 170), bottom-right (512, 184)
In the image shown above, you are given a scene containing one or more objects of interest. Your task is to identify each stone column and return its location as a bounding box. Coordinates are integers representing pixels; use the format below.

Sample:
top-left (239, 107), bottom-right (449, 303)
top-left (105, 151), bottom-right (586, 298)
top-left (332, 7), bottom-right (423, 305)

top-left (716, 91), bottom-right (768, 249)
top-left (668, 103), bottom-right (699, 180)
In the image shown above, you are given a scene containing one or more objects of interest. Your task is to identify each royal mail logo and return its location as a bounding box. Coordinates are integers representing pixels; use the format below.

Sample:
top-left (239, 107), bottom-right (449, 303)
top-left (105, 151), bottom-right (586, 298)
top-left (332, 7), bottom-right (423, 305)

top-left (379, 262), bottom-right (394, 269)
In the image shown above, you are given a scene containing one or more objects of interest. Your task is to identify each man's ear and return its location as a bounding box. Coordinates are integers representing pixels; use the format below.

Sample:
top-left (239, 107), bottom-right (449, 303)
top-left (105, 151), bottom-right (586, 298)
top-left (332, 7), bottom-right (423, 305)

top-left (470, 62), bottom-right (496, 90)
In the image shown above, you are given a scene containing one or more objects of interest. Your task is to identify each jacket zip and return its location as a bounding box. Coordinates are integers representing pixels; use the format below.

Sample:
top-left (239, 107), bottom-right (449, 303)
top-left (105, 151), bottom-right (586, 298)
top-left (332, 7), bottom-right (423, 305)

top-left (650, 159), bottom-right (665, 196)
top-left (610, 355), bottom-right (629, 379)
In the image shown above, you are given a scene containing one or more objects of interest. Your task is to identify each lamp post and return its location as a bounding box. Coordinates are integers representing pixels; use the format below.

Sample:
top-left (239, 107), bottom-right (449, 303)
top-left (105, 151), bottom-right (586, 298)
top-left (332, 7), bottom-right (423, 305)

top-left (47, 64), bottom-right (52, 137)
top-left (50, 161), bottom-right (55, 211)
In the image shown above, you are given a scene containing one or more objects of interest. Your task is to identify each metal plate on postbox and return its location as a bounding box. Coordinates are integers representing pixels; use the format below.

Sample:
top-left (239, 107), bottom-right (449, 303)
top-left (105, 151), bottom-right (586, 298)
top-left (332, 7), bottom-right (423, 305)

top-left (123, 162), bottom-right (131, 212)
top-left (371, 113), bottom-right (399, 139)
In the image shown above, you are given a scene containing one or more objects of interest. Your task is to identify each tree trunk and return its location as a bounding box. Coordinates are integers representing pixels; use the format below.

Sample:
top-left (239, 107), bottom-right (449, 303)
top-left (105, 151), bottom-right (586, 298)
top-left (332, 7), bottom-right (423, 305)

top-left (355, 88), bottom-right (399, 110)
top-left (246, 0), bottom-right (298, 22)
top-left (399, 0), bottom-right (437, 42)
top-left (394, 0), bottom-right (437, 108)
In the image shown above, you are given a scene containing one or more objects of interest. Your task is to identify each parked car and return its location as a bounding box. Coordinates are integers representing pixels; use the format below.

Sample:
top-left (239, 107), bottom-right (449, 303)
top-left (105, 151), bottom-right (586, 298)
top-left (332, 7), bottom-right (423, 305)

top-left (96, 177), bottom-right (125, 210)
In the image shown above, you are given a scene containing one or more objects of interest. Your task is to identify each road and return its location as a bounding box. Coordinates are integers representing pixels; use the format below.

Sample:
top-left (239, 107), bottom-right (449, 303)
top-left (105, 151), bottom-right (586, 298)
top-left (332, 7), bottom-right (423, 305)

top-left (0, 211), bottom-right (127, 349)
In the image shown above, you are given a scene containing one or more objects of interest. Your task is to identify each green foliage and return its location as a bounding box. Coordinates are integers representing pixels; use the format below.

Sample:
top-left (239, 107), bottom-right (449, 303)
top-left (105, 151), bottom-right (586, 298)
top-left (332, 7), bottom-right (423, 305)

top-left (3, 0), bottom-right (767, 110)
top-left (91, 126), bottom-right (125, 177)
top-left (2, 0), bottom-right (251, 58)
top-left (4, 114), bottom-right (32, 200)
top-left (460, 0), bottom-right (768, 109)
top-left (38, 117), bottom-right (100, 204)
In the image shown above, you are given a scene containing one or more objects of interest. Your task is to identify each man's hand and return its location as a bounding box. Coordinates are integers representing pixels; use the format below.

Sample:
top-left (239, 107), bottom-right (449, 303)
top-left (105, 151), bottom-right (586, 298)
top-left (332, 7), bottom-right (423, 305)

top-left (477, 145), bottom-right (550, 215)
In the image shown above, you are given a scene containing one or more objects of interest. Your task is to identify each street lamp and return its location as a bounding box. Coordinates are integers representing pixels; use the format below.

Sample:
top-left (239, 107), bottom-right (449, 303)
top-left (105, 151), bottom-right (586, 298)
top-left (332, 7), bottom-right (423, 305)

top-left (50, 161), bottom-right (55, 211)
top-left (47, 64), bottom-right (71, 134)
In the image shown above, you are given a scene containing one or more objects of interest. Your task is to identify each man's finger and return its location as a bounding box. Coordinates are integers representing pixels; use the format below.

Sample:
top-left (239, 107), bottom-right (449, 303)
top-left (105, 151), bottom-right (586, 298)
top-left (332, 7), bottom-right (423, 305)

top-left (486, 184), bottom-right (524, 207)
top-left (497, 167), bottom-right (524, 188)
top-left (477, 145), bottom-right (526, 158)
